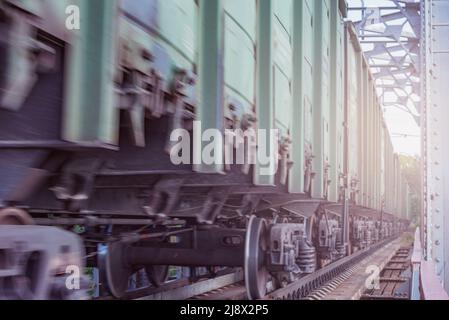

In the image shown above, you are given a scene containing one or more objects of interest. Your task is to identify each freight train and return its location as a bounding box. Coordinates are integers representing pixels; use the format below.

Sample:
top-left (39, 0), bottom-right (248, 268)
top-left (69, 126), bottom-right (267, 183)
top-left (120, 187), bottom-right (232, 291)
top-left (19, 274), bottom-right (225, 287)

top-left (0, 0), bottom-right (409, 300)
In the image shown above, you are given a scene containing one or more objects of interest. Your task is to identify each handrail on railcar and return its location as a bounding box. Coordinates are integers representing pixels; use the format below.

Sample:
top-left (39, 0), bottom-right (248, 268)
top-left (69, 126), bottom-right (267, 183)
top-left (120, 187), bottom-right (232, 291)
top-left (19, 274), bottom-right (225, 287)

top-left (411, 228), bottom-right (449, 300)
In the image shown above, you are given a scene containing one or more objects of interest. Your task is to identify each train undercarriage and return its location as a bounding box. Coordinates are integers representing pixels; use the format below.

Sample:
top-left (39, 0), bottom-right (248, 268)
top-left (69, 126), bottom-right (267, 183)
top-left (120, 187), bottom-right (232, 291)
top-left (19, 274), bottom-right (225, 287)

top-left (0, 167), bottom-right (406, 300)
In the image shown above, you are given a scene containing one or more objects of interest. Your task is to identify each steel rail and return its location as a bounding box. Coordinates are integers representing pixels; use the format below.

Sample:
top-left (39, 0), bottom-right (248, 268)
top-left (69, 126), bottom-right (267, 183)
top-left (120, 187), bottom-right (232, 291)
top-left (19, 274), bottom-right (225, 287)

top-left (264, 236), bottom-right (400, 300)
top-left (361, 246), bottom-right (412, 300)
top-left (96, 269), bottom-right (243, 301)
top-left (96, 237), bottom-right (403, 301)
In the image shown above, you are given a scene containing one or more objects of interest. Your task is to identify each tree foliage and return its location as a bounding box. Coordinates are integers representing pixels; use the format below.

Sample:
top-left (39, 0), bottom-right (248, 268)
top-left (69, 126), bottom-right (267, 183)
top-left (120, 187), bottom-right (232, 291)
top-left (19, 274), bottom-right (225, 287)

top-left (399, 154), bottom-right (421, 224)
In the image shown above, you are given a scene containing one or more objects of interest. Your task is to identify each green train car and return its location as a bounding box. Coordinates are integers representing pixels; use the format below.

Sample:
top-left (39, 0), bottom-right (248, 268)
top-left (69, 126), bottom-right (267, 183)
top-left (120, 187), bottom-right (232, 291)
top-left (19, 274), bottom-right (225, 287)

top-left (0, 0), bottom-right (409, 299)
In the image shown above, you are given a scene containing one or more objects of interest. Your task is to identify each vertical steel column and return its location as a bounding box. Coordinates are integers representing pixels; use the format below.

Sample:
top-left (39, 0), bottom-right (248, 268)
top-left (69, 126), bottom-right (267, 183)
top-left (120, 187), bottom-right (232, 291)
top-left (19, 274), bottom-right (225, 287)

top-left (312, 0), bottom-right (324, 198)
top-left (356, 52), bottom-right (364, 206)
top-left (366, 77), bottom-right (371, 208)
top-left (289, 0), bottom-right (305, 193)
top-left (329, 0), bottom-right (340, 202)
top-left (254, 0), bottom-right (275, 186)
top-left (361, 64), bottom-right (368, 207)
top-left (374, 95), bottom-right (381, 210)
top-left (370, 86), bottom-right (375, 209)
top-left (423, 0), bottom-right (432, 263)
top-left (420, 0), bottom-right (430, 257)
top-left (373, 93), bottom-right (377, 210)
top-left (64, 0), bottom-right (118, 144)
top-left (342, 21), bottom-right (350, 252)
top-left (365, 69), bottom-right (370, 208)
top-left (427, 0), bottom-right (449, 290)
top-left (195, 0), bottom-right (225, 174)
top-left (368, 83), bottom-right (374, 208)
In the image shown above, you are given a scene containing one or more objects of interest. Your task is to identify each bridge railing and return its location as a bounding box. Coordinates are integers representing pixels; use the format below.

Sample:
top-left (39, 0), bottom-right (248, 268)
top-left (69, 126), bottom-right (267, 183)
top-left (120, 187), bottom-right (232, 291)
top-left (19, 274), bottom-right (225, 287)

top-left (411, 228), bottom-right (449, 300)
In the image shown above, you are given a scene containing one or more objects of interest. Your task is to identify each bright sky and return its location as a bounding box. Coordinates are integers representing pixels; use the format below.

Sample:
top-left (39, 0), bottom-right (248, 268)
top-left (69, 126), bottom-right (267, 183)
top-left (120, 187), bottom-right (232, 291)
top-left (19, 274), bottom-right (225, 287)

top-left (347, 0), bottom-right (422, 157)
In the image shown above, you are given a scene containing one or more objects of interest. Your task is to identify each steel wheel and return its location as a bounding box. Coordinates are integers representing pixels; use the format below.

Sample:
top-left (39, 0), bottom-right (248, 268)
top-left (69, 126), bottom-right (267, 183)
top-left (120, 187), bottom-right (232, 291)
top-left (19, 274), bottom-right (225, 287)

top-left (105, 241), bottom-right (133, 299)
top-left (0, 207), bottom-right (34, 225)
top-left (245, 216), bottom-right (269, 300)
top-left (273, 215), bottom-right (289, 224)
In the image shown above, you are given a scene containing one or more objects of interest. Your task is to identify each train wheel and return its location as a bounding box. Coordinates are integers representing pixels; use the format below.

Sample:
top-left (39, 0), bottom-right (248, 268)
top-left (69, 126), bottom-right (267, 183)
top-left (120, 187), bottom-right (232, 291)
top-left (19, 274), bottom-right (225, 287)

top-left (245, 216), bottom-right (269, 300)
top-left (105, 241), bottom-right (133, 299)
top-left (273, 215), bottom-right (289, 224)
top-left (0, 207), bottom-right (34, 225)
top-left (145, 265), bottom-right (169, 287)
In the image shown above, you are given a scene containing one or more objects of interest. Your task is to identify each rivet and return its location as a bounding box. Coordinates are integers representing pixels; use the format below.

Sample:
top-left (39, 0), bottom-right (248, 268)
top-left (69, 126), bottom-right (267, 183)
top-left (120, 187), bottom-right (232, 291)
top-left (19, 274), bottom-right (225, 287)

top-left (435, 240), bottom-right (440, 246)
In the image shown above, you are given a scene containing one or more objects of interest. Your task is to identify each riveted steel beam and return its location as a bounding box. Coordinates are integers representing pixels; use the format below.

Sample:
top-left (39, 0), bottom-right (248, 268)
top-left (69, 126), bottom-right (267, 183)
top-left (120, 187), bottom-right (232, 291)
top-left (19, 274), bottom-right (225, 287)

top-left (422, 0), bottom-right (449, 291)
top-left (347, 0), bottom-right (422, 124)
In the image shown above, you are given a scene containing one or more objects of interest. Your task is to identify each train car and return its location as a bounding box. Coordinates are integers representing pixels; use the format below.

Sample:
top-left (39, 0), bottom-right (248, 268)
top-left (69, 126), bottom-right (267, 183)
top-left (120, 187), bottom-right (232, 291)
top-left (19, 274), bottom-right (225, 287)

top-left (0, 0), bottom-right (408, 300)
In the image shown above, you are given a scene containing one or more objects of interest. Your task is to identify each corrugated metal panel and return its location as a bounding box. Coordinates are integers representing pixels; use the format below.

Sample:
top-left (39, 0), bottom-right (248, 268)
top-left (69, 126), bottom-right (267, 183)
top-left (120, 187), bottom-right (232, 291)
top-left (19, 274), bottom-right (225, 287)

top-left (3, 0), bottom-right (406, 210)
top-left (344, 22), bottom-right (395, 213)
top-left (223, 0), bottom-right (257, 41)
top-left (223, 1), bottom-right (256, 114)
top-left (302, 1), bottom-right (315, 150)
top-left (273, 0), bottom-right (293, 137)
top-left (121, 0), bottom-right (197, 62)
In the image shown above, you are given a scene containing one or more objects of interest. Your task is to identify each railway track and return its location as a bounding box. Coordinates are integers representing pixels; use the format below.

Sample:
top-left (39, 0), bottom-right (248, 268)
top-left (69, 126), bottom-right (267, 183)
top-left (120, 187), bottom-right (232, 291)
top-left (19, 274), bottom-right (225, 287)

top-left (96, 235), bottom-right (406, 301)
top-left (181, 236), bottom-right (405, 300)
top-left (264, 236), bottom-right (401, 300)
top-left (189, 283), bottom-right (247, 300)
top-left (96, 269), bottom-right (244, 300)
top-left (361, 246), bottom-right (412, 300)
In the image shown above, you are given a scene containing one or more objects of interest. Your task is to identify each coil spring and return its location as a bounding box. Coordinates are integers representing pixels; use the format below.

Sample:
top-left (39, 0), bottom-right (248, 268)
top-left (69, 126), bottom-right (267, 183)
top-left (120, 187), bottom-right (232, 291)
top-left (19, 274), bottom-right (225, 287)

top-left (298, 246), bottom-right (317, 274)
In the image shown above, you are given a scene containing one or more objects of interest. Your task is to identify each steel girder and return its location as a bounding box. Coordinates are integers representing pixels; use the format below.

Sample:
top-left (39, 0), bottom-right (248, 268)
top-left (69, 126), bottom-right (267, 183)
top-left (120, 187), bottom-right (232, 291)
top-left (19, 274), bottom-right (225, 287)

top-left (347, 0), bottom-right (421, 125)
